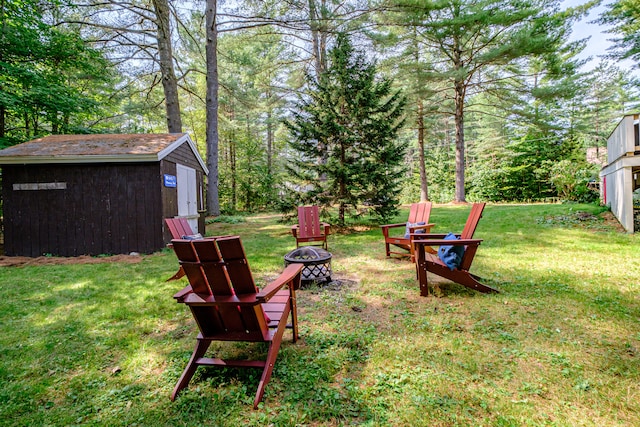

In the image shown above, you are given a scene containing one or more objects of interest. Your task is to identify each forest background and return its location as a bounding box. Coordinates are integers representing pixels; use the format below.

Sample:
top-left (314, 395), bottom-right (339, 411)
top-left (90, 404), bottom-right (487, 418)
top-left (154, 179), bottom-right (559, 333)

top-left (1, 0), bottom-right (640, 219)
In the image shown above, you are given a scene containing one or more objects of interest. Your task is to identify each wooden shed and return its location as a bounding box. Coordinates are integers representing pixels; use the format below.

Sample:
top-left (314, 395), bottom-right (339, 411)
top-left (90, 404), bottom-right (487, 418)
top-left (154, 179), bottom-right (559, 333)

top-left (0, 133), bottom-right (208, 257)
top-left (599, 113), bottom-right (640, 233)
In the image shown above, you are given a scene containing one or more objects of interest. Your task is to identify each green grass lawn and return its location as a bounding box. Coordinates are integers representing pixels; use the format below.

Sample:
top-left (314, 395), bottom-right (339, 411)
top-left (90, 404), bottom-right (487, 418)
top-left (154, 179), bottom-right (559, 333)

top-left (1, 203), bottom-right (639, 426)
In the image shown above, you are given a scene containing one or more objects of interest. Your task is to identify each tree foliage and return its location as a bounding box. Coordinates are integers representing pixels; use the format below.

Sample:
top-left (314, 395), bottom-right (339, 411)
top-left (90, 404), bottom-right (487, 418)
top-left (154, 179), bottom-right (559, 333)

top-left (379, 0), bottom-right (586, 202)
top-left (0, 1), bottom-right (114, 146)
top-left (286, 33), bottom-right (406, 225)
top-left (598, 0), bottom-right (640, 65)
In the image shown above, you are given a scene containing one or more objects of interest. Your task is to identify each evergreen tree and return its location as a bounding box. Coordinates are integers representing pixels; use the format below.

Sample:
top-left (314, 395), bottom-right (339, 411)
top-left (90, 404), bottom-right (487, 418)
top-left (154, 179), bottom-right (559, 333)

top-left (598, 0), bottom-right (640, 66)
top-left (286, 33), bottom-right (406, 225)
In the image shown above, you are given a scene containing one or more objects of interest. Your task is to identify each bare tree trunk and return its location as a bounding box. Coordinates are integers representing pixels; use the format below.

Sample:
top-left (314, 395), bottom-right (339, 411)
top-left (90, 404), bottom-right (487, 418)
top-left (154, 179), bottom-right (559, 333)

top-left (0, 106), bottom-right (5, 139)
top-left (230, 133), bottom-right (236, 211)
top-left (152, 0), bottom-right (182, 133)
top-left (266, 109), bottom-right (273, 174)
top-left (205, 0), bottom-right (220, 216)
top-left (454, 78), bottom-right (466, 203)
top-left (308, 0), bottom-right (323, 76)
top-left (417, 100), bottom-right (429, 202)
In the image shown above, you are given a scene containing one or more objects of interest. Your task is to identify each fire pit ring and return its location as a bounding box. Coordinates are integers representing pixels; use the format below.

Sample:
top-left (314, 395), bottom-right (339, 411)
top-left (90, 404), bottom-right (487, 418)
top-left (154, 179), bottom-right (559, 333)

top-left (284, 246), bottom-right (332, 287)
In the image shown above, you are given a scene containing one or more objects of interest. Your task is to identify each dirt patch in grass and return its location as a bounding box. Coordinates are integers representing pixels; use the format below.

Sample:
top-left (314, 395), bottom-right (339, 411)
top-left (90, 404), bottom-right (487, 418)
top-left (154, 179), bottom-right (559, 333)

top-left (0, 253), bottom-right (144, 267)
top-left (600, 210), bottom-right (626, 232)
top-left (537, 210), bottom-right (625, 232)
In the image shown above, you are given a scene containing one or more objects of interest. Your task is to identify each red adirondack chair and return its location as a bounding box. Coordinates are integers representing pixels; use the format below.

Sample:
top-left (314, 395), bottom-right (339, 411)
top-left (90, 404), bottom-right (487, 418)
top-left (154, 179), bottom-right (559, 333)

top-left (412, 202), bottom-right (499, 296)
top-left (381, 202), bottom-right (435, 262)
top-left (165, 217), bottom-right (196, 241)
top-left (170, 236), bottom-right (303, 409)
top-left (291, 206), bottom-right (330, 250)
top-left (164, 218), bottom-right (200, 281)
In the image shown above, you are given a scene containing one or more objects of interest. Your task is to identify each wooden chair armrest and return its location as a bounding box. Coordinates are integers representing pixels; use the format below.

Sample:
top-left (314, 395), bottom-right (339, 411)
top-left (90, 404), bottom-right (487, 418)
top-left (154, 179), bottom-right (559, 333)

top-left (256, 263), bottom-right (303, 302)
top-left (291, 224), bottom-right (299, 238)
top-left (381, 222), bottom-right (405, 238)
top-left (408, 223), bottom-right (435, 233)
top-left (412, 233), bottom-right (460, 240)
top-left (412, 237), bottom-right (482, 247)
top-left (321, 223), bottom-right (331, 235)
top-left (380, 222), bottom-right (405, 230)
top-left (173, 285), bottom-right (193, 301)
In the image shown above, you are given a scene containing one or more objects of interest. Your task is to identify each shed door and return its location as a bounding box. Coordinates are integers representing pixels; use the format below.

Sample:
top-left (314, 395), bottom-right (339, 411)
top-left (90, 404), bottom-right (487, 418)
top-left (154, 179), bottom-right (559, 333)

top-left (176, 164), bottom-right (199, 233)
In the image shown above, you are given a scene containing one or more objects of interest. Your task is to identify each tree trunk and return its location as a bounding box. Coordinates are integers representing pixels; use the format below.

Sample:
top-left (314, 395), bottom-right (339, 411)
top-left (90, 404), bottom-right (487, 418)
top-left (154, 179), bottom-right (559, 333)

top-left (205, 0), bottom-right (220, 216)
top-left (417, 99), bottom-right (429, 201)
top-left (0, 106), bottom-right (5, 138)
top-left (266, 109), bottom-right (273, 175)
top-left (230, 134), bottom-right (236, 211)
top-left (152, 0), bottom-right (182, 133)
top-left (308, 0), bottom-right (323, 76)
top-left (454, 78), bottom-right (466, 203)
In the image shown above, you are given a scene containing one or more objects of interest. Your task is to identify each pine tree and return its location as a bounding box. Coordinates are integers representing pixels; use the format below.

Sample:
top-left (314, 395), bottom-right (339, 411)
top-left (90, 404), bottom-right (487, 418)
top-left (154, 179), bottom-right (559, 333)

top-left (286, 33), bottom-right (406, 225)
top-left (379, 0), bottom-right (585, 202)
top-left (598, 0), bottom-right (640, 65)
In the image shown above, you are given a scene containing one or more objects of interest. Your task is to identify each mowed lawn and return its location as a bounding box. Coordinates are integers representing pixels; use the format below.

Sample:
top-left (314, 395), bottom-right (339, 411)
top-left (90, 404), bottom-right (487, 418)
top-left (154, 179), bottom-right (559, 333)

top-left (1, 203), bottom-right (638, 426)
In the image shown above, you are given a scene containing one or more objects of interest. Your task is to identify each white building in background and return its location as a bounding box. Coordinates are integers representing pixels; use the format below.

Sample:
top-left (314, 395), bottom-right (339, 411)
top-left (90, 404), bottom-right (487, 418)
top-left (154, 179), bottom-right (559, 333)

top-left (599, 113), bottom-right (640, 233)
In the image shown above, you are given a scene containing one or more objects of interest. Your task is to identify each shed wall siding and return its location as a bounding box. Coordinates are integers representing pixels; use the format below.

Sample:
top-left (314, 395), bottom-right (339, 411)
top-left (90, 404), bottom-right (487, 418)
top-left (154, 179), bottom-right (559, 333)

top-left (163, 142), bottom-right (205, 173)
top-left (603, 166), bottom-right (634, 233)
top-left (159, 141), bottom-right (206, 241)
top-left (3, 163), bottom-right (164, 256)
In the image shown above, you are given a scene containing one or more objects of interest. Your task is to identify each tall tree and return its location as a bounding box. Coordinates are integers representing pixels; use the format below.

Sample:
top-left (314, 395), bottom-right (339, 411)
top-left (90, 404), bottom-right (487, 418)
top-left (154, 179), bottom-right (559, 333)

top-left (374, 24), bottom-right (443, 202)
top-left (286, 33), bottom-right (406, 225)
top-left (597, 0), bottom-right (640, 65)
top-left (214, 29), bottom-right (295, 212)
top-left (70, 0), bottom-right (184, 133)
top-left (226, 0), bottom-right (372, 78)
top-left (382, 0), bottom-right (584, 202)
top-left (151, 0), bottom-right (182, 132)
top-left (569, 61), bottom-right (640, 150)
top-left (205, 0), bottom-right (220, 216)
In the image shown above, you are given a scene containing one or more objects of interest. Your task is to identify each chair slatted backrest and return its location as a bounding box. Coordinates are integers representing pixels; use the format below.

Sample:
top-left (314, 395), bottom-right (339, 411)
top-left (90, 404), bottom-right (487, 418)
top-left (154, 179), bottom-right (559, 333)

top-left (460, 203), bottom-right (486, 240)
top-left (165, 218), bottom-right (194, 239)
top-left (458, 202), bottom-right (485, 271)
top-left (172, 237), bottom-right (267, 341)
top-left (407, 202), bottom-right (432, 225)
top-left (298, 206), bottom-right (322, 239)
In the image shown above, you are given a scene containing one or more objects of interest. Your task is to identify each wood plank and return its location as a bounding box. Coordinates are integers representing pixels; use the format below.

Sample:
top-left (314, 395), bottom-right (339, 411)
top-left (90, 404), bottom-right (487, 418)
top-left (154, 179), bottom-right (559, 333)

top-left (215, 237), bottom-right (257, 295)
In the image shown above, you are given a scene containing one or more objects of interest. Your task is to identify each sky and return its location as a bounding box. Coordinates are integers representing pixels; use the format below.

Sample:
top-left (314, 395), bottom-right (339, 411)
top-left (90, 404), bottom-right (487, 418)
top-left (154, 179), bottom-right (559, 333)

top-left (562, 0), bottom-right (639, 76)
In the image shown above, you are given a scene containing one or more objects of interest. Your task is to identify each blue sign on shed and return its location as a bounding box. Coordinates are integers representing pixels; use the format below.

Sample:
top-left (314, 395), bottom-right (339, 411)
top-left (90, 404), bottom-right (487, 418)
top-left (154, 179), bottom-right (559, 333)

top-left (164, 174), bottom-right (177, 188)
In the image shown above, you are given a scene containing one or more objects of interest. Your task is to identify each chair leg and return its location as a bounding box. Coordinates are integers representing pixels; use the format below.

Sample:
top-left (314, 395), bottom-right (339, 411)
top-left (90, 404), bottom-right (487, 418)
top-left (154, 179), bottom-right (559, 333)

top-left (288, 294), bottom-right (298, 343)
top-left (417, 262), bottom-right (430, 297)
top-left (452, 272), bottom-right (499, 294)
top-left (252, 313), bottom-right (289, 409)
top-left (166, 266), bottom-right (185, 282)
top-left (171, 337), bottom-right (211, 401)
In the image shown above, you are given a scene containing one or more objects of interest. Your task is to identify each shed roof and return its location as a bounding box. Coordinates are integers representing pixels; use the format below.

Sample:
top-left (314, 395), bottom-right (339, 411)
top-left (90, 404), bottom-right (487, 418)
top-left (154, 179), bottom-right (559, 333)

top-left (0, 133), bottom-right (208, 173)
